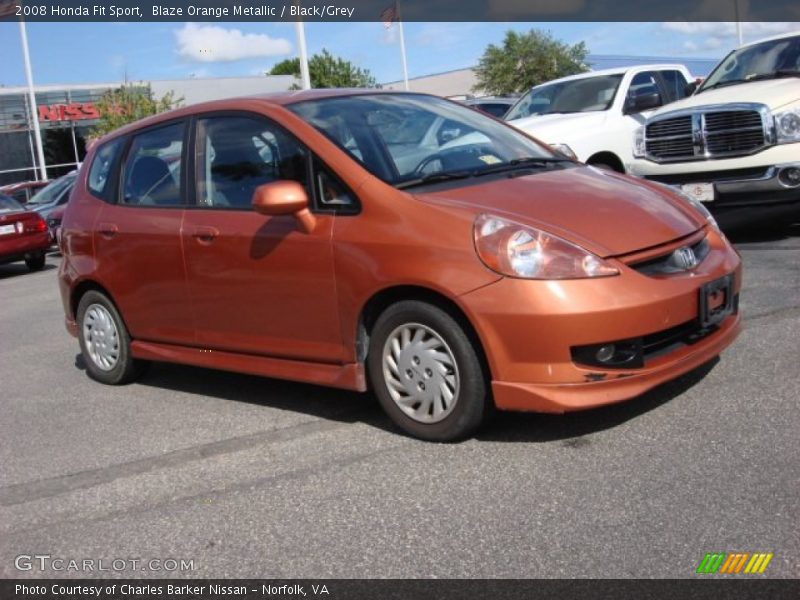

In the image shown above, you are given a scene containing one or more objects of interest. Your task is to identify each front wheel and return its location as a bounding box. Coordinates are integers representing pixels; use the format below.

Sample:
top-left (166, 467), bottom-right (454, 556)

top-left (76, 290), bottom-right (148, 385)
top-left (367, 300), bottom-right (490, 442)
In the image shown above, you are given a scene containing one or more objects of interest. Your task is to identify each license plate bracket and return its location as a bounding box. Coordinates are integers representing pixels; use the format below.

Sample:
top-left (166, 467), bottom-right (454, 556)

top-left (699, 274), bottom-right (734, 328)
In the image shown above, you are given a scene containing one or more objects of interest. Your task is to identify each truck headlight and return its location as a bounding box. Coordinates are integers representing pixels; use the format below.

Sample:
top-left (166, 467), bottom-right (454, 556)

top-left (633, 126), bottom-right (646, 158)
top-left (775, 108), bottom-right (800, 143)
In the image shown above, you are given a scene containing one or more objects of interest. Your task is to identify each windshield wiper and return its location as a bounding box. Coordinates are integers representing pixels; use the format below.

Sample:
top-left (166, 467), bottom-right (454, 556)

top-left (700, 69), bottom-right (800, 93)
top-left (472, 156), bottom-right (573, 177)
top-left (395, 170), bottom-right (473, 190)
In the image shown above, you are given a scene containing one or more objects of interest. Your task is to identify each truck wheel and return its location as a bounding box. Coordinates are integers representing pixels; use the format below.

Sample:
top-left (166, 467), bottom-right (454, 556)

top-left (367, 300), bottom-right (490, 442)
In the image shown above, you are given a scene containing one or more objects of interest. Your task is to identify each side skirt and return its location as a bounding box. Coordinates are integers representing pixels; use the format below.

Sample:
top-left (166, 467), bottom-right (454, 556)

top-left (130, 340), bottom-right (367, 392)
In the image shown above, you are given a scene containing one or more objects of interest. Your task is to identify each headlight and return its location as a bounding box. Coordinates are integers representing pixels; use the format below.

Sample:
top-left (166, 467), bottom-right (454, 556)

top-left (550, 143), bottom-right (577, 161)
top-left (775, 107), bottom-right (800, 143)
top-left (473, 214), bottom-right (619, 279)
top-left (633, 126), bottom-right (646, 158)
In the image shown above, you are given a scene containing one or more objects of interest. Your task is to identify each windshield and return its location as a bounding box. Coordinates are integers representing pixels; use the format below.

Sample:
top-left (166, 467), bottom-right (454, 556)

top-left (505, 74), bottom-right (623, 121)
top-left (0, 194), bottom-right (24, 213)
top-left (288, 94), bottom-right (561, 188)
top-left (699, 35), bottom-right (800, 92)
top-left (27, 174), bottom-right (75, 206)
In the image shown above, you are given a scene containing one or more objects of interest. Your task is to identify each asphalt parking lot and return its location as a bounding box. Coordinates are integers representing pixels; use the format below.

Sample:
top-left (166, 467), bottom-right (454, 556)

top-left (1, 224), bottom-right (798, 579)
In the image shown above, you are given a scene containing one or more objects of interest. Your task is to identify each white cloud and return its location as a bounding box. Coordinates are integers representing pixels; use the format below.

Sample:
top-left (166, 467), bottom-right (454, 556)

top-left (174, 23), bottom-right (292, 63)
top-left (663, 22), bottom-right (799, 37)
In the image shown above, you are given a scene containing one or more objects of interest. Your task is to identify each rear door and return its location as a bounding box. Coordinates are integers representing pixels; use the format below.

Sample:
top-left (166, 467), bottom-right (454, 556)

top-left (92, 120), bottom-right (194, 345)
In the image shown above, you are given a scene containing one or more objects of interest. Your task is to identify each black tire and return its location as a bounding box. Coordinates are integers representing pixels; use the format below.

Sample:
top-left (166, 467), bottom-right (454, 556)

top-left (24, 251), bottom-right (46, 272)
top-left (367, 300), bottom-right (490, 442)
top-left (76, 290), bottom-right (148, 385)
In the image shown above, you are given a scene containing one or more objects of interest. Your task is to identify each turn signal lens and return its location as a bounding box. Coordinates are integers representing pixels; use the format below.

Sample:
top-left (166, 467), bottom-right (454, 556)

top-left (473, 214), bottom-right (619, 279)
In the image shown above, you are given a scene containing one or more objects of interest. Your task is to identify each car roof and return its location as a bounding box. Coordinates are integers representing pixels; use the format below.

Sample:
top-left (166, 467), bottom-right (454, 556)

top-left (738, 30), bottom-right (799, 49)
top-left (465, 97), bottom-right (516, 104)
top-left (95, 88), bottom-right (420, 145)
top-left (530, 64), bottom-right (689, 89)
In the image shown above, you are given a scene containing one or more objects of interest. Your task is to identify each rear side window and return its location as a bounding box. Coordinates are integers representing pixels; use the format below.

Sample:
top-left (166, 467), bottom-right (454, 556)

top-left (88, 138), bottom-right (124, 200)
top-left (122, 122), bottom-right (185, 206)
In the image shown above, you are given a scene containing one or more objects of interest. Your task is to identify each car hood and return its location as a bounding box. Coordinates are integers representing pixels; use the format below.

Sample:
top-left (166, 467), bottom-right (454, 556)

top-left (507, 111), bottom-right (607, 143)
top-left (417, 166), bottom-right (704, 258)
top-left (654, 79), bottom-right (800, 114)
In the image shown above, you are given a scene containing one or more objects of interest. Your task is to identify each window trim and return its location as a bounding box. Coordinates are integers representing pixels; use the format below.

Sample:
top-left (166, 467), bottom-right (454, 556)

top-left (187, 109), bottom-right (361, 216)
top-left (116, 118), bottom-right (190, 209)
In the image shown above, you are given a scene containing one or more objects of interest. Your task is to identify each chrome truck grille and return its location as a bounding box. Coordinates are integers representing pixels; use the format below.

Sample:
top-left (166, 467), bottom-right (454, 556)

top-left (644, 103), bottom-right (773, 163)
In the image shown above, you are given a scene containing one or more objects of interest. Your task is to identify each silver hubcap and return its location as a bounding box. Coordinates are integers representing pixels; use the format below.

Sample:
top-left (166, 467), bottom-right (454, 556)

top-left (382, 323), bottom-right (459, 424)
top-left (82, 304), bottom-right (120, 371)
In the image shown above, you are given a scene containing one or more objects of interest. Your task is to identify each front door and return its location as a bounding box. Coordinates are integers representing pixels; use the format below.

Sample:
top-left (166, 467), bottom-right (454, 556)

top-left (181, 113), bottom-right (344, 363)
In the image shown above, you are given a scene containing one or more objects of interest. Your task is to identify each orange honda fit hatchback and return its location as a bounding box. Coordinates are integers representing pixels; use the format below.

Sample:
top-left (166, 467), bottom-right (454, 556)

top-left (59, 90), bottom-right (741, 441)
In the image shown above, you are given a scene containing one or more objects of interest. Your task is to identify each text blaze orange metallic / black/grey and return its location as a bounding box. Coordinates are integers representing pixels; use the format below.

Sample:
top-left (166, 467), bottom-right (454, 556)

top-left (58, 90), bottom-right (741, 441)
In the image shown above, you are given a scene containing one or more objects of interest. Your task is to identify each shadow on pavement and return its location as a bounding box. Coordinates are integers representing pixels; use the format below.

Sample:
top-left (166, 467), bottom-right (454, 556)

top-left (0, 262), bottom-right (56, 280)
top-left (100, 352), bottom-right (719, 444)
top-left (728, 222), bottom-right (800, 245)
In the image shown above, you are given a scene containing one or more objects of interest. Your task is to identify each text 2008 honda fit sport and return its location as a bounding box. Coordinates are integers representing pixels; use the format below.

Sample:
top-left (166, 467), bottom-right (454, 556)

top-left (59, 90), bottom-right (742, 441)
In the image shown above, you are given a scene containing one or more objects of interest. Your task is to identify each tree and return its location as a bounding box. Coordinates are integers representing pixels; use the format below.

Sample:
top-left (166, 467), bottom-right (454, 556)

top-left (474, 29), bottom-right (589, 96)
top-left (90, 84), bottom-right (182, 138)
top-left (269, 49), bottom-right (377, 89)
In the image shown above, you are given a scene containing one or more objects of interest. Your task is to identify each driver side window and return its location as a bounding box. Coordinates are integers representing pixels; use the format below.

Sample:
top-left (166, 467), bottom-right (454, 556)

top-left (195, 116), bottom-right (309, 210)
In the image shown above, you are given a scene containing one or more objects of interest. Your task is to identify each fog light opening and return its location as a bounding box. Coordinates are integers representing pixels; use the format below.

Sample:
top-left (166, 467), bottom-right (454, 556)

top-left (596, 344), bottom-right (616, 363)
top-left (778, 167), bottom-right (800, 188)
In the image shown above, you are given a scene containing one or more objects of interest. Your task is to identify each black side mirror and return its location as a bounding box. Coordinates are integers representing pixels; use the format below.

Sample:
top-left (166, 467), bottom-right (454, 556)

top-left (625, 90), bottom-right (662, 114)
top-left (684, 81), bottom-right (699, 96)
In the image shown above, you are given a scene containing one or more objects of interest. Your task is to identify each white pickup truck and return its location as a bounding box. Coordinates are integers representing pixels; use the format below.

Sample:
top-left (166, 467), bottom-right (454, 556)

top-left (629, 32), bottom-right (800, 228)
top-left (505, 64), bottom-right (695, 172)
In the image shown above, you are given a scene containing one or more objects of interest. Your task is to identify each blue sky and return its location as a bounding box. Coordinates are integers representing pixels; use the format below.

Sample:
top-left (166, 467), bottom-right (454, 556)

top-left (1, 21), bottom-right (798, 86)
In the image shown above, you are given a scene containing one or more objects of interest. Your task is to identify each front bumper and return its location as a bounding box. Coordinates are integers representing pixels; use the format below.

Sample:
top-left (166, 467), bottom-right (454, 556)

top-left (458, 229), bottom-right (742, 413)
top-left (627, 145), bottom-right (800, 215)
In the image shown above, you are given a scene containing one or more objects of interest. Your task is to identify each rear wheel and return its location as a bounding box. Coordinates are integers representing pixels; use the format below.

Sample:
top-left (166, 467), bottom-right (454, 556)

top-left (24, 251), bottom-right (46, 272)
top-left (367, 300), bottom-right (489, 442)
top-left (77, 290), bottom-right (148, 385)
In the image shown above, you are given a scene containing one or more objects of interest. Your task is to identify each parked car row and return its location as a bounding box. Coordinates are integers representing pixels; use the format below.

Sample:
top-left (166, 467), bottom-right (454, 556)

top-left (501, 31), bottom-right (799, 228)
top-left (6, 29), bottom-right (794, 443)
top-left (56, 87), bottom-right (741, 441)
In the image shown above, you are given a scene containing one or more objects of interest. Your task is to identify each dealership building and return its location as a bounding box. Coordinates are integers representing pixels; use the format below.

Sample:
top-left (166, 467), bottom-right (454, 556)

top-left (0, 75), bottom-right (296, 186)
top-left (0, 53), bottom-right (720, 186)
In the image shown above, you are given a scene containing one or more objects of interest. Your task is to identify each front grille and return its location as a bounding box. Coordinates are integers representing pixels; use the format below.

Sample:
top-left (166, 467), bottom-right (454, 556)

top-left (631, 237), bottom-right (710, 276)
top-left (703, 110), bottom-right (763, 131)
top-left (706, 129), bottom-right (765, 154)
top-left (645, 105), bottom-right (769, 162)
top-left (647, 115), bottom-right (692, 137)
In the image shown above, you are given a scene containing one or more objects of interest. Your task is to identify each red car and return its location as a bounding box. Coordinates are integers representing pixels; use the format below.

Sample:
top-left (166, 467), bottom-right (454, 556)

top-left (0, 180), bottom-right (50, 205)
top-left (0, 193), bottom-right (50, 271)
